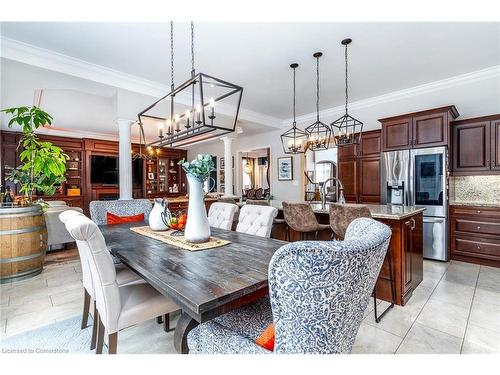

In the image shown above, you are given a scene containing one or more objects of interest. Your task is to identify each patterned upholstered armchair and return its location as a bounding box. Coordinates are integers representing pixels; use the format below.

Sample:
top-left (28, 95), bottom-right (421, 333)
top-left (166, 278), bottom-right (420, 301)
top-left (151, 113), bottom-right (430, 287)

top-left (187, 218), bottom-right (392, 354)
top-left (89, 199), bottom-right (152, 225)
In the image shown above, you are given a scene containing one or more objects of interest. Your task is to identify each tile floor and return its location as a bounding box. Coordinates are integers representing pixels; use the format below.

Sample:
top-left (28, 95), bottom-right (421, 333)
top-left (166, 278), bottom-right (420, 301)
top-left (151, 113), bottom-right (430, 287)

top-left (1, 258), bottom-right (499, 354)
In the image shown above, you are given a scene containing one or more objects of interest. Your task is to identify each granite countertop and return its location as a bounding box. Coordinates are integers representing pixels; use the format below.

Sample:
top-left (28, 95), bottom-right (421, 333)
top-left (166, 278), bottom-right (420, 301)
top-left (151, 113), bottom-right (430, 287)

top-left (266, 200), bottom-right (425, 220)
top-left (449, 201), bottom-right (500, 208)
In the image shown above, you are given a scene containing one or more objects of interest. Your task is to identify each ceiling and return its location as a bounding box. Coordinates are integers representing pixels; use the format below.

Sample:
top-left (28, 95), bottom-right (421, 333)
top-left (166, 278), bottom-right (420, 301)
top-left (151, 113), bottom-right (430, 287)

top-left (2, 22), bottom-right (499, 121)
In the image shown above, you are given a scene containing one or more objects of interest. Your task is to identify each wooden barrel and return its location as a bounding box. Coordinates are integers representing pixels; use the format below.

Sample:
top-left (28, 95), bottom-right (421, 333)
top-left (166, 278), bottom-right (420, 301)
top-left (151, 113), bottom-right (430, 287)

top-left (0, 204), bottom-right (48, 283)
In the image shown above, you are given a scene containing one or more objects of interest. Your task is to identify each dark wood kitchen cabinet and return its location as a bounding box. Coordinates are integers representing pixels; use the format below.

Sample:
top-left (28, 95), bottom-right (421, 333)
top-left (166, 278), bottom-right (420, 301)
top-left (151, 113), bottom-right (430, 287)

top-left (338, 129), bottom-right (381, 204)
top-left (451, 114), bottom-right (500, 175)
top-left (380, 106), bottom-right (459, 151)
top-left (450, 205), bottom-right (500, 267)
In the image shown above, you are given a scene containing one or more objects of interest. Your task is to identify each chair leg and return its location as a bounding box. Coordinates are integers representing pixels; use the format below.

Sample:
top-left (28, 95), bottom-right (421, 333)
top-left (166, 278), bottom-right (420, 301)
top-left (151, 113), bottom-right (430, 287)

top-left (163, 313), bottom-right (170, 332)
top-left (90, 303), bottom-right (98, 350)
top-left (156, 316), bottom-right (163, 324)
top-left (315, 230), bottom-right (319, 239)
top-left (81, 289), bottom-right (90, 329)
top-left (96, 317), bottom-right (105, 354)
top-left (108, 332), bottom-right (118, 354)
top-left (284, 225), bottom-right (289, 241)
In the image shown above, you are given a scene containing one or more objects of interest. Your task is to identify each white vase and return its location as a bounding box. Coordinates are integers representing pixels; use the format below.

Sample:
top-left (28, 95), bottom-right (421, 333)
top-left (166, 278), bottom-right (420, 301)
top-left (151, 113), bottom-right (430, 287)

top-left (149, 198), bottom-right (169, 231)
top-left (184, 174), bottom-right (211, 243)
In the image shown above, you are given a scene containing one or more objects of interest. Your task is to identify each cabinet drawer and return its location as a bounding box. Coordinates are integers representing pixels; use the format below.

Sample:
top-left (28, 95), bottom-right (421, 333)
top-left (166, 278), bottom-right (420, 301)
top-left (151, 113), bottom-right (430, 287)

top-left (451, 236), bottom-right (500, 260)
top-left (450, 206), bottom-right (500, 219)
top-left (454, 218), bottom-right (500, 236)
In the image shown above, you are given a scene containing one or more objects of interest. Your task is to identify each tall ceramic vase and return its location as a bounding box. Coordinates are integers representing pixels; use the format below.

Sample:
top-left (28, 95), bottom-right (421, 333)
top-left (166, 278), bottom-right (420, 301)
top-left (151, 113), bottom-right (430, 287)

top-left (184, 174), bottom-right (211, 243)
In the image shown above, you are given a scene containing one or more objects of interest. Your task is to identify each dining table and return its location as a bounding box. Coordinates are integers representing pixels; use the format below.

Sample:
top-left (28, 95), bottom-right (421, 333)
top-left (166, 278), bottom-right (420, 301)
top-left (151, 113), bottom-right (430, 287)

top-left (100, 222), bottom-right (288, 354)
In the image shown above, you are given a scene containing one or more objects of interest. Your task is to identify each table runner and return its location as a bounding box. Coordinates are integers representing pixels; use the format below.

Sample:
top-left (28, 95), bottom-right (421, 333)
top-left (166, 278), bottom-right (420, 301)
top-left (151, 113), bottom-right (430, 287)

top-left (130, 226), bottom-right (231, 251)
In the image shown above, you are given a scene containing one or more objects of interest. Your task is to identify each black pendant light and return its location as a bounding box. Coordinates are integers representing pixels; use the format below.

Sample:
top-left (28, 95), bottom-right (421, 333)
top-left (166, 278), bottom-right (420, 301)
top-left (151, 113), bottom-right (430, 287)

top-left (331, 38), bottom-right (363, 146)
top-left (305, 52), bottom-right (331, 151)
top-left (281, 63), bottom-right (309, 154)
top-left (139, 22), bottom-right (243, 148)
top-left (132, 121), bottom-right (154, 161)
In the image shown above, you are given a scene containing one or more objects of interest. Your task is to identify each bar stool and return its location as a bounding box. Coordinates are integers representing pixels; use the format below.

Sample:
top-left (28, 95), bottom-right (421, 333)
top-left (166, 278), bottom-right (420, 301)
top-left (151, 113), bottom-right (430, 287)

top-left (246, 200), bottom-right (288, 240)
top-left (282, 202), bottom-right (331, 241)
top-left (328, 203), bottom-right (395, 322)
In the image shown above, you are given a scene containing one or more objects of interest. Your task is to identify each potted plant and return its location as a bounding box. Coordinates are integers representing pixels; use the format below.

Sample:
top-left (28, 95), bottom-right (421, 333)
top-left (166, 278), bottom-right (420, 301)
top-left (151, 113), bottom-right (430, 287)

top-left (1, 106), bottom-right (69, 204)
top-left (0, 106), bottom-right (68, 282)
top-left (179, 155), bottom-right (215, 243)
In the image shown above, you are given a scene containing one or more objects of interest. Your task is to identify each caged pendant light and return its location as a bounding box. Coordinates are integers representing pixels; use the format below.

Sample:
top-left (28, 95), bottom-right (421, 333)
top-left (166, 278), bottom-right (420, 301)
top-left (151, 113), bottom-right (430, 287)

top-left (281, 63), bottom-right (309, 154)
top-left (139, 22), bottom-right (243, 148)
top-left (330, 38), bottom-right (363, 146)
top-left (305, 52), bottom-right (331, 151)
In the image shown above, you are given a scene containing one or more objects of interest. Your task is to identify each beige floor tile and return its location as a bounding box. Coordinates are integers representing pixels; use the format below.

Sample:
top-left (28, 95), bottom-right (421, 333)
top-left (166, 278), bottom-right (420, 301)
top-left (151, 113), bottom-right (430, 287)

top-left (1, 296), bottom-right (53, 320)
top-left (441, 266), bottom-right (479, 287)
top-left (45, 272), bottom-right (82, 287)
top-left (473, 288), bottom-right (500, 307)
top-left (4, 310), bottom-right (57, 337)
top-left (462, 323), bottom-right (500, 354)
top-left (51, 300), bottom-right (82, 322)
top-left (396, 323), bottom-right (462, 354)
top-left (117, 319), bottom-right (177, 354)
top-left (9, 279), bottom-right (82, 306)
top-left (469, 300), bottom-right (500, 333)
top-left (1, 319), bottom-right (6, 334)
top-left (416, 298), bottom-right (469, 338)
top-left (352, 322), bottom-right (402, 354)
top-left (429, 281), bottom-right (475, 309)
top-left (476, 266), bottom-right (500, 293)
top-left (50, 288), bottom-right (84, 306)
top-left (0, 292), bottom-right (9, 306)
top-left (418, 272), bottom-right (443, 291)
top-left (423, 260), bottom-right (449, 278)
top-left (363, 305), bottom-right (417, 338)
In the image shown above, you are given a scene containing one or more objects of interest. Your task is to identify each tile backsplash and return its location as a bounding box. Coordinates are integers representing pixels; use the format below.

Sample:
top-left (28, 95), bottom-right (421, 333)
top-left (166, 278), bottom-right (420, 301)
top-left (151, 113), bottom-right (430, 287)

top-left (449, 175), bottom-right (500, 205)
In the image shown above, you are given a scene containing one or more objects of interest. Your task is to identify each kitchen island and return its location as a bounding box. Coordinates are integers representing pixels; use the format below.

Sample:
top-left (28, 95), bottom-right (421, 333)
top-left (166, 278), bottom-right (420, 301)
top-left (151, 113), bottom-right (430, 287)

top-left (269, 201), bottom-right (425, 306)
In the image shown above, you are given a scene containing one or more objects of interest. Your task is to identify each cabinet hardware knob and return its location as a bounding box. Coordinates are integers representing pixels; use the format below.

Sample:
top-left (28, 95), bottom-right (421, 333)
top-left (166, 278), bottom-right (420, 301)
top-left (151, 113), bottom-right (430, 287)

top-left (477, 245), bottom-right (481, 249)
top-left (477, 226), bottom-right (481, 229)
top-left (477, 210), bottom-right (481, 214)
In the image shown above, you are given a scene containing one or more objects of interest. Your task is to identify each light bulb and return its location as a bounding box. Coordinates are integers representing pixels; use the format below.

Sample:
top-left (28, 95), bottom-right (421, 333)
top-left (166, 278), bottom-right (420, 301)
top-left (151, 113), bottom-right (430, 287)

top-left (185, 110), bottom-right (191, 118)
top-left (196, 104), bottom-right (201, 113)
top-left (209, 97), bottom-right (215, 108)
top-left (158, 121), bottom-right (164, 130)
top-left (174, 114), bottom-right (180, 123)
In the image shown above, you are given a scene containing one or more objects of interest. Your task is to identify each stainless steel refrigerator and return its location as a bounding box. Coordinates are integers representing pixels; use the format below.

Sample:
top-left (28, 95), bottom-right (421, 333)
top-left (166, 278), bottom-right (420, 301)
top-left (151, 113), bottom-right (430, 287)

top-left (381, 146), bottom-right (448, 261)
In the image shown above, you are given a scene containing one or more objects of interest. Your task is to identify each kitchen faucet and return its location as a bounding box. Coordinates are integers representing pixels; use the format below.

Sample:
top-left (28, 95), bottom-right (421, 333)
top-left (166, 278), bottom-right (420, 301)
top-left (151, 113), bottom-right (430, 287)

top-left (321, 177), bottom-right (345, 209)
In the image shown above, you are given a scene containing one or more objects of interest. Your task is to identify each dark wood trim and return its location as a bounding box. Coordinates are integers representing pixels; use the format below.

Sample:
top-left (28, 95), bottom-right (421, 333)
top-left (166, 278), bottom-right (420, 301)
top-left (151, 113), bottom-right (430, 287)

top-left (378, 105), bottom-right (459, 123)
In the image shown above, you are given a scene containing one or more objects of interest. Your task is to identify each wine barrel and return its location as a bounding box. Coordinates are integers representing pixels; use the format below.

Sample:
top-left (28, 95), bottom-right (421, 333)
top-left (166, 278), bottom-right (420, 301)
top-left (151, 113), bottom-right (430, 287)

top-left (0, 204), bottom-right (47, 283)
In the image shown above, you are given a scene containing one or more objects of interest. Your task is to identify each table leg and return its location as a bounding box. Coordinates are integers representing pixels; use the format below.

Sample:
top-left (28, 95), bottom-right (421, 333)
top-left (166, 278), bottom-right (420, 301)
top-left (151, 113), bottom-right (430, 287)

top-left (174, 311), bottom-right (199, 354)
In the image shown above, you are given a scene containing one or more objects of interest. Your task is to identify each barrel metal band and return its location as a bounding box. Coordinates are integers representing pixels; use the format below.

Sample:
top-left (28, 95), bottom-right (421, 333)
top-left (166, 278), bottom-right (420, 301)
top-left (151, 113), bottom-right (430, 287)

top-left (0, 225), bottom-right (46, 235)
top-left (0, 251), bottom-right (45, 263)
top-left (0, 267), bottom-right (43, 284)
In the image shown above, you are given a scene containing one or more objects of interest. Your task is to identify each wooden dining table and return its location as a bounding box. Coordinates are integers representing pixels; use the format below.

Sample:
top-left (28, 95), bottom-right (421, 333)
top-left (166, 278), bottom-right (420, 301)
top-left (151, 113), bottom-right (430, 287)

top-left (100, 222), bottom-right (288, 354)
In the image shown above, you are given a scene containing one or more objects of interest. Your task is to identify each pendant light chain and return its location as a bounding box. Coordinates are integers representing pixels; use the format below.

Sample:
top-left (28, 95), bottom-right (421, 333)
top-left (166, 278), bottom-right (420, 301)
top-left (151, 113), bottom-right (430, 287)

top-left (316, 55), bottom-right (320, 123)
top-left (170, 21), bottom-right (175, 90)
top-left (344, 42), bottom-right (349, 115)
top-left (191, 21), bottom-right (195, 76)
top-left (292, 66), bottom-right (297, 127)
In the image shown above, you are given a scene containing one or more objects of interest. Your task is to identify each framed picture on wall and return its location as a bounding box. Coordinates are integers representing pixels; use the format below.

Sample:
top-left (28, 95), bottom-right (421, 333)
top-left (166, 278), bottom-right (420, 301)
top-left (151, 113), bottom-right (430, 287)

top-left (277, 156), bottom-right (293, 181)
top-left (220, 157), bottom-right (225, 169)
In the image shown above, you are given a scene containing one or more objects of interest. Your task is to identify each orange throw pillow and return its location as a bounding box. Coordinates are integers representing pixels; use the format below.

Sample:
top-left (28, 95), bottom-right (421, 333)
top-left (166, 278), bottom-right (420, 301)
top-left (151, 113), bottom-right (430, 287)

top-left (106, 212), bottom-right (144, 225)
top-left (255, 323), bottom-right (275, 351)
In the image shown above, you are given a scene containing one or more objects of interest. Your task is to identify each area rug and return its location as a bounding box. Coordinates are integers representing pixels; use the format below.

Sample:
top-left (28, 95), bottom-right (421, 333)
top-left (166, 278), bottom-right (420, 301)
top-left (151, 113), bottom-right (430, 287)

top-left (130, 225), bottom-right (231, 251)
top-left (0, 316), bottom-right (92, 354)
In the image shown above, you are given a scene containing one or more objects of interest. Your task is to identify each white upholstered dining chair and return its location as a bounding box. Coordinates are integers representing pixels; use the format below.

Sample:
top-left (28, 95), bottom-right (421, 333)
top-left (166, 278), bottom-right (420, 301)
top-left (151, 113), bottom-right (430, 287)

top-left (59, 210), bottom-right (144, 351)
top-left (236, 205), bottom-right (278, 238)
top-left (208, 202), bottom-right (239, 230)
top-left (62, 212), bottom-right (179, 354)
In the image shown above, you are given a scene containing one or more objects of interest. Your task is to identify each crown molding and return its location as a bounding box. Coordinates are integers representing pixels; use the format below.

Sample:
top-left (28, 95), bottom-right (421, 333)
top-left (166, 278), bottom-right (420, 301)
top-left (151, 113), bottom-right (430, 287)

top-left (1, 36), bottom-right (283, 129)
top-left (286, 65), bottom-right (500, 126)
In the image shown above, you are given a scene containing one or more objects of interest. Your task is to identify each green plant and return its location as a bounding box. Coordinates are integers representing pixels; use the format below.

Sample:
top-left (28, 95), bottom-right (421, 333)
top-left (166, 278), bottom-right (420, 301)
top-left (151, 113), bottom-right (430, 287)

top-left (179, 154), bottom-right (215, 182)
top-left (1, 106), bottom-right (69, 202)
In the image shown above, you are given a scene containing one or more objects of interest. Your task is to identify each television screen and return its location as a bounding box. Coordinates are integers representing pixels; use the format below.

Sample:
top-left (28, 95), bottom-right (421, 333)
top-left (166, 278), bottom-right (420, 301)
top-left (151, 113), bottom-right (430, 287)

top-left (132, 158), bottom-right (143, 188)
top-left (91, 155), bottom-right (118, 185)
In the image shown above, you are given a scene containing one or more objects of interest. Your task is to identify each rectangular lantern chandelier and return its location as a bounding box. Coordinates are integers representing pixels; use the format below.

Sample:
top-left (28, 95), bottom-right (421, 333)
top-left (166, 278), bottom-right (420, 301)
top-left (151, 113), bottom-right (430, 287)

top-left (139, 22), bottom-right (243, 148)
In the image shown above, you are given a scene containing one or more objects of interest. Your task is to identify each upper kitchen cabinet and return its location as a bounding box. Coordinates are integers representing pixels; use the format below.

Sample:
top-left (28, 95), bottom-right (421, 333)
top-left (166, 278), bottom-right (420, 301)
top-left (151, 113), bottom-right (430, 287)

top-left (380, 106), bottom-right (459, 151)
top-left (451, 114), bottom-right (500, 175)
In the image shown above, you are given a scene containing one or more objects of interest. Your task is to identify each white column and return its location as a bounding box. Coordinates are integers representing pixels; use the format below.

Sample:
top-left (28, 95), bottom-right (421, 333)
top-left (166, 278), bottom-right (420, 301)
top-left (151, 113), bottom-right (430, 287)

top-left (221, 136), bottom-right (236, 197)
top-left (117, 119), bottom-right (134, 200)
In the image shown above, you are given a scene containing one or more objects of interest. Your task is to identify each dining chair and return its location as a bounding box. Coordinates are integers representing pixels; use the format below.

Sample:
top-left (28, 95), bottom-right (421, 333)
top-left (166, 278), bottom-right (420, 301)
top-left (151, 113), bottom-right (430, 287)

top-left (329, 203), bottom-right (371, 239)
top-left (246, 200), bottom-right (288, 238)
top-left (207, 202), bottom-right (239, 230)
top-left (236, 205), bottom-right (278, 238)
top-left (63, 213), bottom-right (179, 354)
top-left (59, 210), bottom-right (145, 351)
top-left (282, 202), bottom-right (331, 240)
top-left (187, 218), bottom-right (392, 354)
top-left (246, 188), bottom-right (256, 200)
top-left (328, 203), bottom-right (395, 322)
top-left (89, 199), bottom-right (152, 225)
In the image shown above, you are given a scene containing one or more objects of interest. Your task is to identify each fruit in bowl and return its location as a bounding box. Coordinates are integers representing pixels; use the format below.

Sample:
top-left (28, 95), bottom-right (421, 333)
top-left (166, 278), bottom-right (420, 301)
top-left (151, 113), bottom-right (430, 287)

top-left (166, 211), bottom-right (187, 232)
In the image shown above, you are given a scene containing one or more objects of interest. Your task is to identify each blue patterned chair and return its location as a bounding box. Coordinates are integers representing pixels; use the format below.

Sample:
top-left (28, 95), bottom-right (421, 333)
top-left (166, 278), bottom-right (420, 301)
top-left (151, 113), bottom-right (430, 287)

top-left (89, 199), bottom-right (152, 225)
top-left (187, 218), bottom-right (392, 354)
